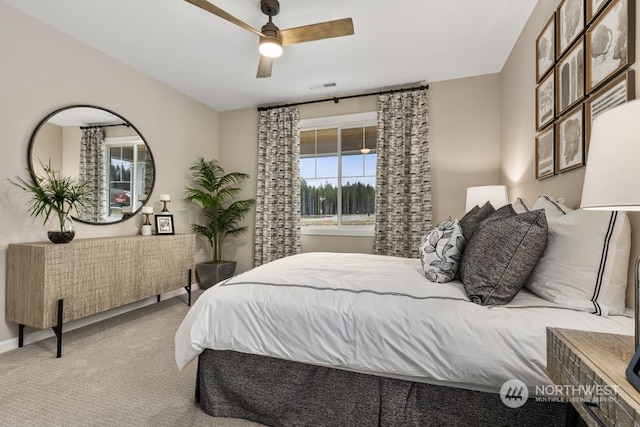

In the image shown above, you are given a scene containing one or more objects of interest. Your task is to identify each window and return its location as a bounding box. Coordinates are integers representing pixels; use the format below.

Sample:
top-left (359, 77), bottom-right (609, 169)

top-left (299, 112), bottom-right (377, 236)
top-left (105, 136), bottom-right (148, 219)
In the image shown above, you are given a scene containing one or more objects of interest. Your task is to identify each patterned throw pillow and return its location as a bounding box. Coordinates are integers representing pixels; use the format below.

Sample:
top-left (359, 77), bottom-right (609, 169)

top-left (419, 218), bottom-right (466, 283)
top-left (459, 206), bottom-right (548, 305)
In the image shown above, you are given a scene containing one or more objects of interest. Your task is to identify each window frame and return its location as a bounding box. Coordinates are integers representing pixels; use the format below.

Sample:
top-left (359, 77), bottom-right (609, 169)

top-left (104, 136), bottom-right (147, 220)
top-left (299, 112), bottom-right (377, 237)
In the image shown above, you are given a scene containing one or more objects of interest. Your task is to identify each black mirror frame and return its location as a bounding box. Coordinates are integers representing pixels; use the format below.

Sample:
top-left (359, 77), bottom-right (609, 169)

top-left (27, 104), bottom-right (156, 225)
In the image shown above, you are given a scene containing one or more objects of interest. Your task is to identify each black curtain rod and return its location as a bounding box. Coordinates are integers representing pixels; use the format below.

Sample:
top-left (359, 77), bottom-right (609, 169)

top-left (257, 84), bottom-right (429, 112)
top-left (80, 122), bottom-right (130, 129)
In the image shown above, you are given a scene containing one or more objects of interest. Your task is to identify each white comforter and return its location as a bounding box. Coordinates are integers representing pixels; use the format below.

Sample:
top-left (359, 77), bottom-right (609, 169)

top-left (175, 252), bottom-right (633, 392)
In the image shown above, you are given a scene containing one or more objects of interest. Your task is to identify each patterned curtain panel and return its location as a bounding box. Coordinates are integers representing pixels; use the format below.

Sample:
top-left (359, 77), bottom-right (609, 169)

top-left (374, 88), bottom-right (432, 258)
top-left (77, 127), bottom-right (107, 222)
top-left (254, 106), bottom-right (302, 266)
top-left (143, 151), bottom-right (154, 200)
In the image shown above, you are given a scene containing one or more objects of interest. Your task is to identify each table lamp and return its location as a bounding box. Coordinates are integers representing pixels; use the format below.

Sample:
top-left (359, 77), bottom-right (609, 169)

top-left (465, 185), bottom-right (509, 212)
top-left (160, 194), bottom-right (171, 212)
top-left (579, 99), bottom-right (640, 390)
top-left (141, 206), bottom-right (154, 236)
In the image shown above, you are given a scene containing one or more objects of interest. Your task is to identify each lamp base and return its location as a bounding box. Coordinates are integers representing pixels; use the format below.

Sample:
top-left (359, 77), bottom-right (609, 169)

top-left (141, 225), bottom-right (152, 236)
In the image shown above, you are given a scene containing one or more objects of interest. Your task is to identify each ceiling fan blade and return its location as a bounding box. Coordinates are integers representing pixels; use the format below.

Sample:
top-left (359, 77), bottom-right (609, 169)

top-left (256, 56), bottom-right (274, 78)
top-left (280, 18), bottom-right (354, 46)
top-left (185, 0), bottom-right (264, 38)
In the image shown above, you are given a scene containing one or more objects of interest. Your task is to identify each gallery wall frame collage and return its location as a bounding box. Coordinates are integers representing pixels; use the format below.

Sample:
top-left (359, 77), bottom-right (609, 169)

top-left (535, 0), bottom-right (636, 179)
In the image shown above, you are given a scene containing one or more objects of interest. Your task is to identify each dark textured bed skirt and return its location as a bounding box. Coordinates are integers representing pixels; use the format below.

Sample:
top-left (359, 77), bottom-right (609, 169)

top-left (196, 349), bottom-right (569, 426)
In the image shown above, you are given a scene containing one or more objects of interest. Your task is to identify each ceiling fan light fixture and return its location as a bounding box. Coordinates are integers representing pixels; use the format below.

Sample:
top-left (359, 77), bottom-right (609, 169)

top-left (259, 36), bottom-right (283, 58)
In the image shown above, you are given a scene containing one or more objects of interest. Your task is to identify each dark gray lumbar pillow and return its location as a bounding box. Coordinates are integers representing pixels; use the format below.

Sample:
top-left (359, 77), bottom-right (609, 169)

top-left (459, 207), bottom-right (548, 306)
top-left (459, 201), bottom-right (495, 242)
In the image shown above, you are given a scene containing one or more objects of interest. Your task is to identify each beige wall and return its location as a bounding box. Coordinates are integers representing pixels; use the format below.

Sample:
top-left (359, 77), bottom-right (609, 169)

top-left (31, 122), bottom-right (63, 175)
top-left (429, 73), bottom-right (502, 221)
top-left (0, 3), bottom-right (219, 344)
top-left (220, 73), bottom-right (503, 265)
top-left (501, 0), bottom-right (640, 304)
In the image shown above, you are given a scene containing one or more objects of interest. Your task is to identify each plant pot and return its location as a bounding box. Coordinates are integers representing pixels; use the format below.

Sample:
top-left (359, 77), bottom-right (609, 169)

top-left (47, 214), bottom-right (75, 244)
top-left (196, 261), bottom-right (237, 289)
top-left (48, 230), bottom-right (75, 244)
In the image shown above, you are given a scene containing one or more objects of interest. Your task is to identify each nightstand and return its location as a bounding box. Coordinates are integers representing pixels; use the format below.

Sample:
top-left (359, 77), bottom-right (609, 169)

top-left (547, 328), bottom-right (640, 427)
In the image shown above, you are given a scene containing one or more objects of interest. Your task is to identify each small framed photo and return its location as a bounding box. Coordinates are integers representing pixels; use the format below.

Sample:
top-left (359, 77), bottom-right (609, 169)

top-left (585, 0), bottom-right (635, 93)
top-left (155, 214), bottom-right (175, 235)
top-left (536, 126), bottom-right (555, 180)
top-left (587, 0), bottom-right (612, 22)
top-left (537, 13), bottom-right (556, 82)
top-left (555, 103), bottom-right (585, 173)
top-left (556, 36), bottom-right (585, 115)
top-left (536, 71), bottom-right (555, 130)
top-left (557, 0), bottom-right (585, 57)
top-left (584, 69), bottom-right (635, 157)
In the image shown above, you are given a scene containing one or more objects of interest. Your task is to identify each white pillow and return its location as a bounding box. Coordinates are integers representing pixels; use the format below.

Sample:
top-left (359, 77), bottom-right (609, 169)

top-left (512, 197), bottom-right (529, 214)
top-left (525, 209), bottom-right (631, 315)
top-left (531, 195), bottom-right (574, 218)
top-left (419, 218), bottom-right (465, 283)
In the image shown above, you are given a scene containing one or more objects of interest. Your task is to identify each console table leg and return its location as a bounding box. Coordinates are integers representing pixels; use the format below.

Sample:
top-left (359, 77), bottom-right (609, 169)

top-left (185, 268), bottom-right (192, 306)
top-left (157, 294), bottom-right (161, 303)
top-left (52, 299), bottom-right (64, 358)
top-left (18, 324), bottom-right (24, 348)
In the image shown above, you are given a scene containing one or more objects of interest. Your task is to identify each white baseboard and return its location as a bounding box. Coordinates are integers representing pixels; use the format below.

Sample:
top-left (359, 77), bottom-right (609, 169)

top-left (0, 284), bottom-right (201, 355)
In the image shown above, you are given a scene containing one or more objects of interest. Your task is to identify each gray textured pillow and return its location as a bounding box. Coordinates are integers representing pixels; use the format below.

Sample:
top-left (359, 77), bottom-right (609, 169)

top-left (459, 201), bottom-right (495, 242)
top-left (459, 207), bottom-right (548, 306)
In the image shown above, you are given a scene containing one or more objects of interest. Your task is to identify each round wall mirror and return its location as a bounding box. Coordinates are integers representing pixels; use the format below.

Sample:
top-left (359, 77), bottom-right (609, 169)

top-left (28, 105), bottom-right (156, 224)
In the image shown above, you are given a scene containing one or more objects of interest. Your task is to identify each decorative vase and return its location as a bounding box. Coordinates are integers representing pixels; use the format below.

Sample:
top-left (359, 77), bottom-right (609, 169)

top-left (47, 214), bottom-right (75, 244)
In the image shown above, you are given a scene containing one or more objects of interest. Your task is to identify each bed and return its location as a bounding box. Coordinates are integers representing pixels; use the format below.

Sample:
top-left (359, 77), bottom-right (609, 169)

top-left (175, 197), bottom-right (634, 426)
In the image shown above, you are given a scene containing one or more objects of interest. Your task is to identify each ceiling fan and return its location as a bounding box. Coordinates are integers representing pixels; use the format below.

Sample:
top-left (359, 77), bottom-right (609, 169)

top-left (185, 0), bottom-right (354, 78)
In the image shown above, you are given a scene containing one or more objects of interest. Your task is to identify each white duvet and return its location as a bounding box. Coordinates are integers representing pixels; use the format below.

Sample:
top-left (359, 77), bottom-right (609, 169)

top-left (175, 252), bottom-right (633, 393)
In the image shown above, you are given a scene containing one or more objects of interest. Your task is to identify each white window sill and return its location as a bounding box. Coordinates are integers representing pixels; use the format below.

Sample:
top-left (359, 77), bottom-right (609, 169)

top-left (301, 226), bottom-right (374, 237)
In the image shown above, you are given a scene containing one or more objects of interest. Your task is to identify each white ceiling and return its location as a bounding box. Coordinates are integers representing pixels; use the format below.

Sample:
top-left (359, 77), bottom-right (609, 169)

top-left (2, 0), bottom-right (538, 112)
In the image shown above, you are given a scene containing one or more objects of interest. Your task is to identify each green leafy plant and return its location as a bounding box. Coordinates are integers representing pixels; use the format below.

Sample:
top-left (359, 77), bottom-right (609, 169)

top-left (184, 157), bottom-right (255, 263)
top-left (9, 160), bottom-right (92, 232)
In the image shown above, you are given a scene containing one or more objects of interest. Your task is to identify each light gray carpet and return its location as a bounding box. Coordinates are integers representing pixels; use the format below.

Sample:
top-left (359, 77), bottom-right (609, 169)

top-left (0, 292), bottom-right (263, 427)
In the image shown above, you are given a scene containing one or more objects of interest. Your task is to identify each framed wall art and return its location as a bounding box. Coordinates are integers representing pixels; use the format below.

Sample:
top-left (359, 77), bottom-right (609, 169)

top-left (555, 104), bottom-right (585, 173)
top-left (536, 71), bottom-right (555, 130)
top-left (557, 0), bottom-right (585, 57)
top-left (537, 14), bottom-right (556, 82)
top-left (536, 126), bottom-right (555, 179)
top-left (587, 0), bottom-right (612, 22)
top-left (155, 214), bottom-right (175, 235)
top-left (585, 0), bottom-right (635, 93)
top-left (584, 69), bottom-right (635, 156)
top-left (556, 36), bottom-right (585, 115)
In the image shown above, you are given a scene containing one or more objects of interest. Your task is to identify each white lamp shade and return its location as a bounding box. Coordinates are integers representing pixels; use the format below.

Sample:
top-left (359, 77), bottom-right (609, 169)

top-left (465, 185), bottom-right (509, 212)
top-left (581, 99), bottom-right (640, 211)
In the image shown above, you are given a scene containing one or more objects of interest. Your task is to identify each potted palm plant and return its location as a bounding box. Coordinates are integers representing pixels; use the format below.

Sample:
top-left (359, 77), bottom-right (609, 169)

top-left (9, 160), bottom-right (91, 243)
top-left (185, 157), bottom-right (255, 289)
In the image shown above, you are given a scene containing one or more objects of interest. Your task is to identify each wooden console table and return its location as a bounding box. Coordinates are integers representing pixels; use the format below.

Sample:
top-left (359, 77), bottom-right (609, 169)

top-left (547, 328), bottom-right (640, 426)
top-left (6, 234), bottom-right (196, 357)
